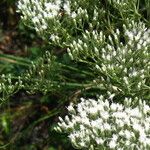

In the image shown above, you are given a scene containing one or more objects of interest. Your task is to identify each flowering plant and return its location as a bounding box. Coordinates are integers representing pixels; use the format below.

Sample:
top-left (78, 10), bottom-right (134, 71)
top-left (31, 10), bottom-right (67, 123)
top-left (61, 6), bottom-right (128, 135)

top-left (56, 96), bottom-right (150, 150)
top-left (17, 0), bottom-right (141, 46)
top-left (68, 21), bottom-right (150, 100)
top-left (0, 0), bottom-right (150, 149)
top-left (17, 0), bottom-right (150, 101)
top-left (15, 1), bottom-right (150, 148)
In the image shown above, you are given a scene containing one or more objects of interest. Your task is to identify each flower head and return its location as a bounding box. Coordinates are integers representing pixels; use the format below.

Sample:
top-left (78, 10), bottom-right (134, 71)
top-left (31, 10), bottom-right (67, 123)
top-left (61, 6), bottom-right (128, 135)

top-left (56, 96), bottom-right (150, 149)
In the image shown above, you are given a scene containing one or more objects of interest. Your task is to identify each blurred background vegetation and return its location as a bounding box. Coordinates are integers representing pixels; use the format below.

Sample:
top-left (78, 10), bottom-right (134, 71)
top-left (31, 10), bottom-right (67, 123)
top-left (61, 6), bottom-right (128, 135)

top-left (0, 0), bottom-right (150, 150)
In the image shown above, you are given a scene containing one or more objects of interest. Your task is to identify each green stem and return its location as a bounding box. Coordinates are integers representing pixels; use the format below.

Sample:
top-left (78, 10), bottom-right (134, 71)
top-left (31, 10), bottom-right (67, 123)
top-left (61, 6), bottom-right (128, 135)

top-left (0, 54), bottom-right (31, 66)
top-left (59, 63), bottom-right (94, 76)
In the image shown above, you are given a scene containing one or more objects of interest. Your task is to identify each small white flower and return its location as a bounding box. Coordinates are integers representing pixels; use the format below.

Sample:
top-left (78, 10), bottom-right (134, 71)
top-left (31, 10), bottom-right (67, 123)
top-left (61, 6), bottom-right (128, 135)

top-left (112, 134), bottom-right (118, 141)
top-left (109, 140), bottom-right (117, 149)
top-left (95, 138), bottom-right (104, 145)
top-left (103, 123), bottom-right (111, 130)
top-left (139, 131), bottom-right (147, 143)
top-left (100, 111), bottom-right (109, 120)
top-left (124, 130), bottom-right (132, 139)
top-left (67, 103), bottom-right (76, 114)
top-left (71, 12), bottom-right (77, 18)
top-left (91, 119), bottom-right (102, 129)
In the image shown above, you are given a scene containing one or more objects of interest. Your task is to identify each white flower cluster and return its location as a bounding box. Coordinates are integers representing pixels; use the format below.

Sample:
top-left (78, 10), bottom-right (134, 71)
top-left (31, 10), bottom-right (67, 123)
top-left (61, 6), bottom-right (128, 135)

top-left (108, 0), bottom-right (137, 13)
top-left (18, 0), bottom-right (69, 34)
top-left (55, 96), bottom-right (150, 149)
top-left (17, 0), bottom-right (140, 45)
top-left (68, 21), bottom-right (150, 97)
top-left (108, 0), bottom-right (135, 6)
top-left (67, 30), bottom-right (105, 60)
top-left (0, 74), bottom-right (23, 101)
top-left (16, 0), bottom-right (108, 43)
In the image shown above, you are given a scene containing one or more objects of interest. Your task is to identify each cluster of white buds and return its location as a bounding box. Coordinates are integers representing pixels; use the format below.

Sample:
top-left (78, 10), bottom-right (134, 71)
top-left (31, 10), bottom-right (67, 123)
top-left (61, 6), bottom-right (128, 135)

top-left (108, 0), bottom-right (134, 6)
top-left (67, 30), bottom-right (105, 60)
top-left (49, 34), bottom-right (60, 45)
top-left (0, 74), bottom-right (23, 101)
top-left (23, 51), bottom-right (61, 94)
top-left (55, 95), bottom-right (150, 149)
top-left (17, 0), bottom-right (106, 44)
top-left (100, 21), bottom-right (150, 95)
top-left (17, 0), bottom-right (69, 34)
top-left (17, 0), bottom-right (141, 46)
top-left (68, 21), bottom-right (150, 97)
top-left (107, 0), bottom-right (137, 13)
